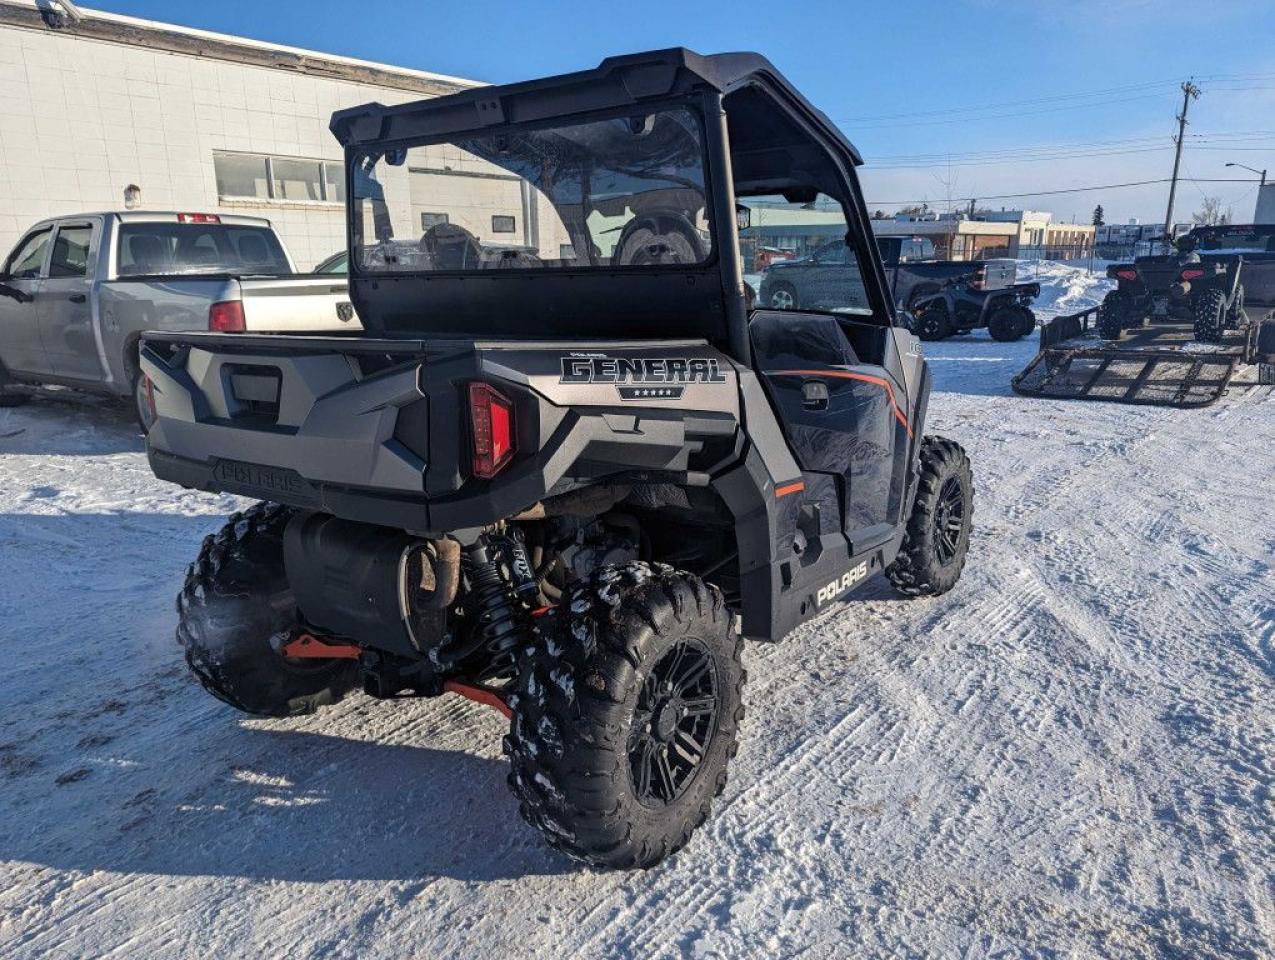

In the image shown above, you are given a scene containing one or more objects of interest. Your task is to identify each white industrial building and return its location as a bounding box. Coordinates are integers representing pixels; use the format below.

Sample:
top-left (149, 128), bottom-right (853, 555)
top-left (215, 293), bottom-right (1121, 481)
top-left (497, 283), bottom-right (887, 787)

top-left (0, 1), bottom-right (488, 268)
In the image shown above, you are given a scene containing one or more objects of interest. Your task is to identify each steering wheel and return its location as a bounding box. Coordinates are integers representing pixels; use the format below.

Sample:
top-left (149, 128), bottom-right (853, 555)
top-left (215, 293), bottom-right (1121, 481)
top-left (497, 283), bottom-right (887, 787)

top-left (613, 214), bottom-right (706, 266)
top-left (419, 223), bottom-right (483, 270)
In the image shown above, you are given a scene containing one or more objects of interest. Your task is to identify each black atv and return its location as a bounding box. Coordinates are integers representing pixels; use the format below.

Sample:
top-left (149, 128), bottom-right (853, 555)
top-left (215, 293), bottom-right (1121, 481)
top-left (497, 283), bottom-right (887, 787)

top-left (141, 50), bottom-right (974, 869)
top-left (1099, 230), bottom-right (1248, 343)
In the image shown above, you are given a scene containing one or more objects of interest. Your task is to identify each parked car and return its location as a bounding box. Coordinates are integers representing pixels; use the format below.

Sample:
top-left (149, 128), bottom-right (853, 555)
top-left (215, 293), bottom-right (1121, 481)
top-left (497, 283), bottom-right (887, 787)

top-left (757, 235), bottom-right (1039, 341)
top-left (0, 212), bottom-right (361, 429)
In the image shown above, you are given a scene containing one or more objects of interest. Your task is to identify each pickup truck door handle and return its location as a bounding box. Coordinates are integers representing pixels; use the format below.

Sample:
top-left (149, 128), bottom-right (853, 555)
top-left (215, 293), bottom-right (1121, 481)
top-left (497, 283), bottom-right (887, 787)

top-left (68, 293), bottom-right (87, 303)
top-left (801, 379), bottom-right (829, 410)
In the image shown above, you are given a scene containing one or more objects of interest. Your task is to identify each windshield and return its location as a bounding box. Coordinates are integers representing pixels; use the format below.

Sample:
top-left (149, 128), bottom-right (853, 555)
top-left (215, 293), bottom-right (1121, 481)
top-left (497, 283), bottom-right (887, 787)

top-left (116, 223), bottom-right (290, 276)
top-left (350, 107), bottom-right (713, 273)
top-left (1194, 228), bottom-right (1275, 254)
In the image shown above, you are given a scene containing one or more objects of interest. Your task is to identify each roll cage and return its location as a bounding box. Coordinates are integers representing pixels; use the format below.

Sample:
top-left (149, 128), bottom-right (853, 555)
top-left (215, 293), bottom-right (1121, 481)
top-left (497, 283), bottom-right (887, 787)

top-left (329, 49), bottom-right (895, 361)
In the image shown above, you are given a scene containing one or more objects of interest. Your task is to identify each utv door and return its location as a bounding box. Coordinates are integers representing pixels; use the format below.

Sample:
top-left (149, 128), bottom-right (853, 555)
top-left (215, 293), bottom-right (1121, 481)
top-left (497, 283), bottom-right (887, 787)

top-left (41, 221), bottom-right (100, 381)
top-left (751, 308), bottom-right (913, 553)
top-left (0, 227), bottom-right (54, 377)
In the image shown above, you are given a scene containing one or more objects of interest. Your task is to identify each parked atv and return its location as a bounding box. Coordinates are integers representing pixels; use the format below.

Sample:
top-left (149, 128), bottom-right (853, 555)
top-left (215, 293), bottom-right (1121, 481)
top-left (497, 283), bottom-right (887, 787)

top-left (1099, 230), bottom-right (1249, 343)
top-left (907, 263), bottom-right (1039, 343)
top-left (142, 50), bottom-right (974, 869)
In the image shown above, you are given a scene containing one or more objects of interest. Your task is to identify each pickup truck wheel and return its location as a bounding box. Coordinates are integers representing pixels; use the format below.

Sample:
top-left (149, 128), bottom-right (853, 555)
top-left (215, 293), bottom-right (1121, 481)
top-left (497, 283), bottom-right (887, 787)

top-left (887, 437), bottom-right (974, 598)
top-left (176, 502), bottom-right (359, 717)
top-left (133, 371), bottom-right (156, 434)
top-left (987, 306), bottom-right (1026, 342)
top-left (505, 562), bottom-right (744, 869)
top-left (1192, 289), bottom-right (1227, 344)
top-left (767, 283), bottom-right (798, 310)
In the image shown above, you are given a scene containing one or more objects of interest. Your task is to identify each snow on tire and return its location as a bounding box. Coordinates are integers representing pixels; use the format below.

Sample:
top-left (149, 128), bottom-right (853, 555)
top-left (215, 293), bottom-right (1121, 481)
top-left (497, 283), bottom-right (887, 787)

top-left (176, 501), bottom-right (358, 717)
top-left (1193, 289), bottom-right (1227, 343)
top-left (887, 437), bottom-right (974, 597)
top-left (505, 562), bottom-right (745, 869)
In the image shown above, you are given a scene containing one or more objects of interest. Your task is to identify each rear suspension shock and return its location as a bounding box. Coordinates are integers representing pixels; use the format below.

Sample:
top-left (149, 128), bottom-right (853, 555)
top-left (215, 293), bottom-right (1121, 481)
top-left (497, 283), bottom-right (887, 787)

top-left (454, 535), bottom-right (533, 687)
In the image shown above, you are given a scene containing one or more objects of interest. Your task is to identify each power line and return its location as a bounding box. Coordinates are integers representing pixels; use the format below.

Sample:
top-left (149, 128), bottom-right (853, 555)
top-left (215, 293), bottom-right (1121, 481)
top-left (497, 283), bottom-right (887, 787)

top-left (865, 177), bottom-right (1261, 206)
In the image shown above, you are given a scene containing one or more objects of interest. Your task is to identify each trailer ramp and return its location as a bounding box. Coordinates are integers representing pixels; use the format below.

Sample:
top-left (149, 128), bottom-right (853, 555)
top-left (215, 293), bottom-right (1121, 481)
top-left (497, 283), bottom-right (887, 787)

top-left (1012, 308), bottom-right (1238, 408)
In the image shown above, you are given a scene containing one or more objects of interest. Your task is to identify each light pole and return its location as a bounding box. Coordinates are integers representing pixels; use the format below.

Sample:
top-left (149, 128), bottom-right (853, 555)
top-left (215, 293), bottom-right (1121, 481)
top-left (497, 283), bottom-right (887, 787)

top-left (1225, 161), bottom-right (1267, 188)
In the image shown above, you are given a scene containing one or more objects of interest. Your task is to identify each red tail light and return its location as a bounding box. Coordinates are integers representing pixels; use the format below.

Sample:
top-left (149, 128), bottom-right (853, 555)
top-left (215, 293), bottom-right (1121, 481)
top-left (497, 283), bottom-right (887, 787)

top-left (177, 213), bottom-right (221, 224)
top-left (1179, 268), bottom-right (1205, 281)
top-left (1115, 268), bottom-right (1139, 281)
top-left (208, 300), bottom-right (246, 332)
top-left (469, 382), bottom-right (515, 478)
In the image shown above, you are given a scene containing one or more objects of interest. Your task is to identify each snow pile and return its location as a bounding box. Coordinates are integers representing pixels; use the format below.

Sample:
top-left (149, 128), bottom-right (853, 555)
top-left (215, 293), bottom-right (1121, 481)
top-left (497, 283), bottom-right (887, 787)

top-left (1017, 258), bottom-right (1114, 321)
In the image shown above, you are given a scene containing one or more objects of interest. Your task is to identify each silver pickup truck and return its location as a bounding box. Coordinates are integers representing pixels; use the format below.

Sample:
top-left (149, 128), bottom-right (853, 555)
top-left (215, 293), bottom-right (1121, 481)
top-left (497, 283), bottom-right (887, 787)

top-left (0, 211), bottom-right (360, 429)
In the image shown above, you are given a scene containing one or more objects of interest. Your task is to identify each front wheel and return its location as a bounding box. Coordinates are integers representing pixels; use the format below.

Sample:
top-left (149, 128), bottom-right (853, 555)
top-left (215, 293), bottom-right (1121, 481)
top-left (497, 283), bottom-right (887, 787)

top-left (177, 502), bottom-right (359, 716)
top-left (888, 437), bottom-right (974, 597)
top-left (913, 302), bottom-right (952, 341)
top-left (506, 562), bottom-right (745, 869)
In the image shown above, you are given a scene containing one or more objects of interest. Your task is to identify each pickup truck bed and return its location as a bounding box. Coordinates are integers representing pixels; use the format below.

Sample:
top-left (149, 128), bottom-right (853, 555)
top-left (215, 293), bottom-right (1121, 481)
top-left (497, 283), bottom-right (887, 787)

top-left (0, 212), bottom-right (360, 414)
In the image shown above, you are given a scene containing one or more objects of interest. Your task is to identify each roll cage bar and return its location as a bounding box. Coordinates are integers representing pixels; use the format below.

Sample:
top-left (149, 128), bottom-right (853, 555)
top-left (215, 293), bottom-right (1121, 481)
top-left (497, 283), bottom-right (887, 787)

top-left (330, 49), bottom-right (893, 362)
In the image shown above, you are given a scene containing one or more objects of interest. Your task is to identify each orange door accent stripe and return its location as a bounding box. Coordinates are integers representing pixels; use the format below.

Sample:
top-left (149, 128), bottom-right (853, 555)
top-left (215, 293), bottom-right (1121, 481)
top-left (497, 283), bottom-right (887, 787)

top-left (774, 480), bottom-right (805, 498)
top-left (768, 368), bottom-right (913, 438)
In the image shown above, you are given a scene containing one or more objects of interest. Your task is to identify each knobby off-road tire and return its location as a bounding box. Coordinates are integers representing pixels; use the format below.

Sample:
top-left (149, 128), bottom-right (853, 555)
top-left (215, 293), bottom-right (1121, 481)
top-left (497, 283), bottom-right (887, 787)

top-left (987, 305), bottom-right (1028, 342)
top-left (177, 501), bottom-right (358, 717)
top-left (506, 562), bottom-right (745, 869)
top-left (1193, 288), bottom-right (1227, 344)
top-left (887, 437), bottom-right (974, 597)
top-left (913, 302), bottom-right (952, 341)
top-left (1097, 290), bottom-right (1129, 341)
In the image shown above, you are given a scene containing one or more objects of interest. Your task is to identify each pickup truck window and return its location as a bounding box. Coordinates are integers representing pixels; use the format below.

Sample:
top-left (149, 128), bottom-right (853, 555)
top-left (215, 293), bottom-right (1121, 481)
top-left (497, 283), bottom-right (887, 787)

top-left (49, 226), bottom-right (93, 278)
top-left (116, 224), bottom-right (290, 277)
top-left (6, 229), bottom-right (51, 279)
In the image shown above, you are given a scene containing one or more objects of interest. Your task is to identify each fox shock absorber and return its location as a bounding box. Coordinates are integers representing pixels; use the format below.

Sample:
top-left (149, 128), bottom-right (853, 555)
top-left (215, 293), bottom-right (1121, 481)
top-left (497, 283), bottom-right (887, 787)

top-left (458, 536), bottom-right (534, 687)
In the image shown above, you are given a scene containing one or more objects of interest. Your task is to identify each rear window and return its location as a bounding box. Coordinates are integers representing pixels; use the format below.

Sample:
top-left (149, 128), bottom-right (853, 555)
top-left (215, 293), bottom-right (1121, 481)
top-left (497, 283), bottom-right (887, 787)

top-left (116, 223), bottom-right (290, 277)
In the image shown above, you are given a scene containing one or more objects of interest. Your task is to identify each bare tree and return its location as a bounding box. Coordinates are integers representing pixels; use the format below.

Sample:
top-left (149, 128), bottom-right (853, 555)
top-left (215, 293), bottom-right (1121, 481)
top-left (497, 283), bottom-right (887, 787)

top-left (1191, 196), bottom-right (1230, 226)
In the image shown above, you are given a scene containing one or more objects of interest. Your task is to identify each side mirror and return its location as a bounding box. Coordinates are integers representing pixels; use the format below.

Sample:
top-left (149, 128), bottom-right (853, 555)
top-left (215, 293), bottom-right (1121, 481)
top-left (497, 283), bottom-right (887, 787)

top-left (735, 204), bottom-right (751, 232)
top-left (0, 282), bottom-right (32, 304)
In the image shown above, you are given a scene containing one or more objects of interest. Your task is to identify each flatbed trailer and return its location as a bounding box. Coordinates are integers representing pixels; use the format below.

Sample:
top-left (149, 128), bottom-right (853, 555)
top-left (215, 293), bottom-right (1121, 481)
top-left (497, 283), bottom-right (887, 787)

top-left (1011, 306), bottom-right (1274, 408)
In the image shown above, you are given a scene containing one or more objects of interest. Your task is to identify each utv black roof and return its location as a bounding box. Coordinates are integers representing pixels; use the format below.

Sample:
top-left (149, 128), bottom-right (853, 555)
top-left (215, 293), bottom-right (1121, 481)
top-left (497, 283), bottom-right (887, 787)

top-left (330, 48), bottom-right (863, 165)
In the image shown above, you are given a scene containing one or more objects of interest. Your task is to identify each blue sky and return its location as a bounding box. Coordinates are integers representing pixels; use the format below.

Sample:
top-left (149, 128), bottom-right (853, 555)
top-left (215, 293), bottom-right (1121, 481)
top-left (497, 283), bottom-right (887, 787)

top-left (96, 0), bottom-right (1275, 224)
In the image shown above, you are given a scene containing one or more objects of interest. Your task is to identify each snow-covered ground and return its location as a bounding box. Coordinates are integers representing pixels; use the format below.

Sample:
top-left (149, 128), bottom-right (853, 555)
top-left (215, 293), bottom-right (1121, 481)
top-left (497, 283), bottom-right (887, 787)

top-left (1, 264), bottom-right (1272, 959)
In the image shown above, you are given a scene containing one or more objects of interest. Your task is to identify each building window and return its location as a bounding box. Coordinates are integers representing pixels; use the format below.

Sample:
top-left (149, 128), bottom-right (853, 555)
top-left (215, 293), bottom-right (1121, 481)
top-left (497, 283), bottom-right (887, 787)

top-left (491, 215), bottom-right (516, 234)
top-left (421, 212), bottom-right (450, 231)
top-left (559, 243), bottom-right (577, 260)
top-left (271, 158), bottom-right (323, 202)
top-left (214, 151), bottom-right (344, 204)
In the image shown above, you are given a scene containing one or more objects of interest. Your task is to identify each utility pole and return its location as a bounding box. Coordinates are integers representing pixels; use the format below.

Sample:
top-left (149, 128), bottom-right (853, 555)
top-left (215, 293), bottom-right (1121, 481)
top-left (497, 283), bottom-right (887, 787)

top-left (1163, 79), bottom-right (1200, 251)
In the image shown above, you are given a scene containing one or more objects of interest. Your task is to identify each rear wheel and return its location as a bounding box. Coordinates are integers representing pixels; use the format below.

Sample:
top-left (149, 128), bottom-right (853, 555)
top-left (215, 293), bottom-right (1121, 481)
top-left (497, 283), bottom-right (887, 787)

top-left (1192, 288), bottom-right (1226, 343)
top-left (887, 437), bottom-right (974, 597)
top-left (1097, 290), bottom-right (1129, 340)
top-left (987, 305), bottom-right (1027, 342)
top-left (506, 562), bottom-right (744, 869)
top-left (176, 502), bottom-right (359, 717)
